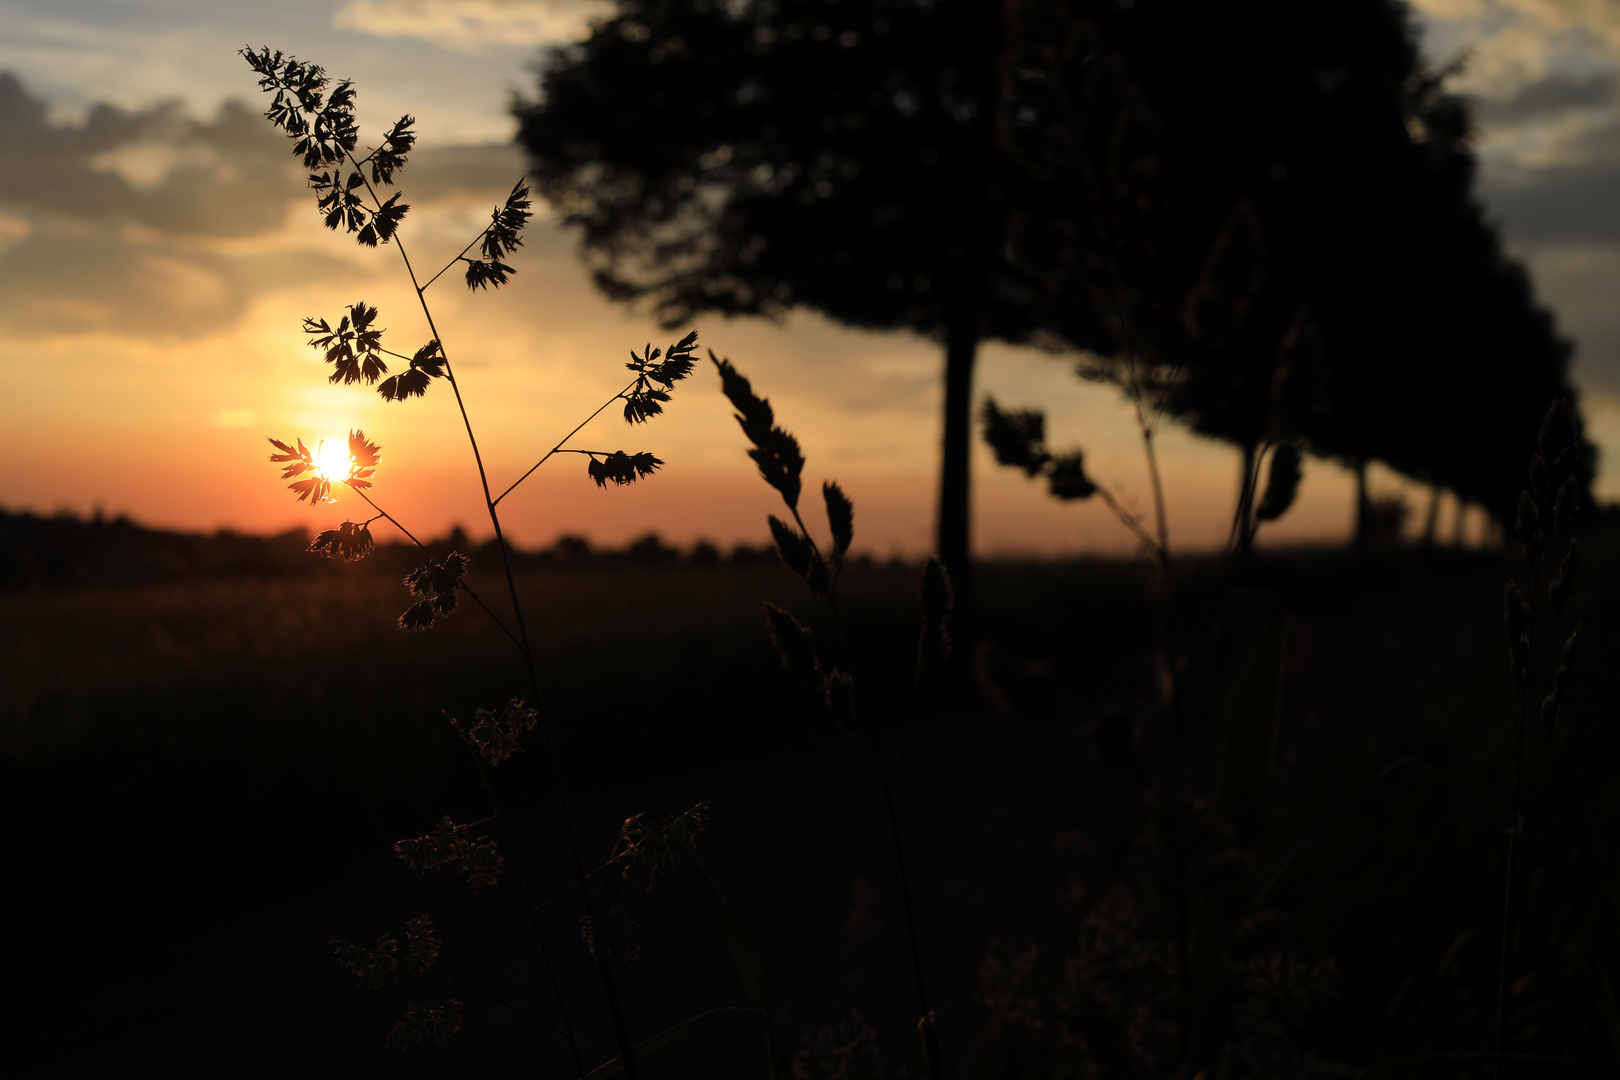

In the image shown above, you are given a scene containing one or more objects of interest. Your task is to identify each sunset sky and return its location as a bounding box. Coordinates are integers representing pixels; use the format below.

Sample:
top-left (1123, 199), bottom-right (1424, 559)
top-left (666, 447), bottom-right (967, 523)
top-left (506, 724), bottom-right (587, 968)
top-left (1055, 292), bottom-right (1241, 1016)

top-left (1, 0), bottom-right (1617, 556)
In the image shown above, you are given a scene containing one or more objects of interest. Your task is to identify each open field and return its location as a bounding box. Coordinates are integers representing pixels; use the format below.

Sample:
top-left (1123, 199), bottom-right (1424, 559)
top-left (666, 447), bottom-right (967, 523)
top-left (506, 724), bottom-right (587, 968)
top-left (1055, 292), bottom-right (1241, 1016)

top-left (5, 537), bottom-right (1617, 1075)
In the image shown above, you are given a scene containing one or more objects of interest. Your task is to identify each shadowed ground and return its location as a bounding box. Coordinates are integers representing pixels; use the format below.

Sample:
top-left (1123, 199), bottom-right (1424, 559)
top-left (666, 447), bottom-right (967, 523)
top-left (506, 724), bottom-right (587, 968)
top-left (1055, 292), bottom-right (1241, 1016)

top-left (6, 538), bottom-right (1613, 1075)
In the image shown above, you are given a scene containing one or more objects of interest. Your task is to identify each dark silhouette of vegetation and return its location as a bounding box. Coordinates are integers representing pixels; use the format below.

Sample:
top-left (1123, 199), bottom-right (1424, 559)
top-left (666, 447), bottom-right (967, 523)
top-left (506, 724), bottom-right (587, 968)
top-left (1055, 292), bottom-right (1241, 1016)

top-left (514, 0), bottom-right (1037, 616)
top-left (0, 505), bottom-right (796, 591)
top-left (996, 0), bottom-right (1592, 537)
top-left (716, 349), bottom-right (956, 1078)
top-left (512, 0), bottom-right (1596, 626)
top-left (243, 44), bottom-right (720, 1072)
top-left (0, 506), bottom-right (316, 589)
top-left (9, 31), bottom-right (1586, 1080)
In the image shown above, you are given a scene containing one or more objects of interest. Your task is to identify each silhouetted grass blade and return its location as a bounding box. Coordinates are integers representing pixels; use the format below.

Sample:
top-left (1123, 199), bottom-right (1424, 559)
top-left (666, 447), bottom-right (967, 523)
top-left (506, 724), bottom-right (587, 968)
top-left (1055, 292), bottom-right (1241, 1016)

top-left (687, 855), bottom-right (778, 1080)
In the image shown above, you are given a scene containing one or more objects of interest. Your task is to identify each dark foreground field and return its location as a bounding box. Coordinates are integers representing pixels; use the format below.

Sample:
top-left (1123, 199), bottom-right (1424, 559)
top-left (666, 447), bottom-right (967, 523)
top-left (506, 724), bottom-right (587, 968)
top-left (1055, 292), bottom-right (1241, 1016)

top-left (4, 536), bottom-right (1617, 1077)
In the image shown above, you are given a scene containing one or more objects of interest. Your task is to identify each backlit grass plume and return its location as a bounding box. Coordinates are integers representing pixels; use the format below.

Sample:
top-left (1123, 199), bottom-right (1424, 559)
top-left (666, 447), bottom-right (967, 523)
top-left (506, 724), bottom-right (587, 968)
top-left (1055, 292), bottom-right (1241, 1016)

top-left (244, 46), bottom-right (710, 1074)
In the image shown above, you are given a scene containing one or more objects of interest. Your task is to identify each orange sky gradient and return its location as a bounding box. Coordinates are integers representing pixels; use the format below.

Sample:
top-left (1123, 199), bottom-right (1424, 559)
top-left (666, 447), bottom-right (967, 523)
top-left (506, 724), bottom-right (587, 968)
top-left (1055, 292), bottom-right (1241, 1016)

top-left (0, 0), bottom-right (1606, 557)
top-left (0, 148), bottom-right (1472, 557)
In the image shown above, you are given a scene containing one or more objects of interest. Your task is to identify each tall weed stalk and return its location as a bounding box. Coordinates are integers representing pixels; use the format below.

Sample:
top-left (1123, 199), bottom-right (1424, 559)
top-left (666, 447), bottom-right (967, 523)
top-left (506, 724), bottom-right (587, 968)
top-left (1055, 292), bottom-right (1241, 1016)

top-left (242, 47), bottom-right (719, 1074)
top-left (712, 351), bottom-right (953, 1080)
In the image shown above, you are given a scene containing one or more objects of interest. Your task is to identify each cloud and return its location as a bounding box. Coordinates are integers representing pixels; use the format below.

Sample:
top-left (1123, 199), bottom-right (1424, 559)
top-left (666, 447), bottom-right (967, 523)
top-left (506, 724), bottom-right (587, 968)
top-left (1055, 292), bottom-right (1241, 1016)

top-left (1412, 0), bottom-right (1620, 80)
top-left (1484, 156), bottom-right (1620, 246)
top-left (1471, 70), bottom-right (1617, 124)
top-left (0, 71), bottom-right (307, 338)
top-left (332, 0), bottom-right (601, 53)
top-left (0, 72), bottom-right (531, 340)
top-left (406, 142), bottom-right (530, 201)
top-left (1516, 245), bottom-right (1620, 396)
top-left (0, 72), bottom-right (301, 238)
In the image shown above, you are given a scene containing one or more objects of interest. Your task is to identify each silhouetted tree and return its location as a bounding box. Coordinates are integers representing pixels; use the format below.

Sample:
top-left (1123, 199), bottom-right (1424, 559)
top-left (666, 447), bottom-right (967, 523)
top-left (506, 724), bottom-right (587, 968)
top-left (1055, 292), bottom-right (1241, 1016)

top-left (514, 0), bottom-right (1041, 609)
top-left (997, 0), bottom-right (1591, 531)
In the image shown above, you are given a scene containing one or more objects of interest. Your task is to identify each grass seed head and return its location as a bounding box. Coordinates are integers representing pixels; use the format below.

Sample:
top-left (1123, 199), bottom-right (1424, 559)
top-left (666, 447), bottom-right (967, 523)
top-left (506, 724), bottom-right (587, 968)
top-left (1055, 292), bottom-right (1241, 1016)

top-left (770, 515), bottom-right (828, 593)
top-left (401, 913), bottom-right (441, 977)
top-left (1255, 442), bottom-right (1303, 522)
top-left (309, 520), bottom-right (374, 561)
top-left (385, 999), bottom-right (462, 1050)
top-left (823, 668), bottom-right (857, 728)
top-left (1503, 579), bottom-right (1530, 681)
top-left (330, 932), bottom-right (400, 990)
top-left (713, 351), bottom-right (805, 509)
top-left (764, 603), bottom-right (821, 691)
top-left (1269, 307), bottom-right (1327, 440)
top-left (587, 450), bottom-right (662, 487)
top-left (393, 816), bottom-right (503, 892)
top-left (580, 908), bottom-right (641, 962)
top-left (1537, 397), bottom-right (1579, 471)
top-left (792, 1011), bottom-right (887, 1080)
top-left (1549, 538), bottom-right (1581, 617)
top-left (1542, 622), bottom-right (1582, 738)
top-left (823, 481), bottom-right (854, 563)
top-left (1553, 475), bottom-right (1580, 532)
top-left (449, 697), bottom-right (539, 766)
top-left (399, 553), bottom-right (467, 630)
top-left (1528, 452), bottom-right (1551, 509)
top-left (1047, 450), bottom-right (1098, 501)
top-left (980, 397), bottom-right (1051, 477)
top-left (1514, 491), bottom-right (1542, 569)
top-left (617, 802), bottom-right (708, 890)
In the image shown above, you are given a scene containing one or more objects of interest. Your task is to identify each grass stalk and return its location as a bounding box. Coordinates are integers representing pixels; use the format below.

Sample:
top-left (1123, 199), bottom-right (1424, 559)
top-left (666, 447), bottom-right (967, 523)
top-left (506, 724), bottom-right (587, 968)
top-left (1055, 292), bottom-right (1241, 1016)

top-left (343, 149), bottom-right (642, 1078)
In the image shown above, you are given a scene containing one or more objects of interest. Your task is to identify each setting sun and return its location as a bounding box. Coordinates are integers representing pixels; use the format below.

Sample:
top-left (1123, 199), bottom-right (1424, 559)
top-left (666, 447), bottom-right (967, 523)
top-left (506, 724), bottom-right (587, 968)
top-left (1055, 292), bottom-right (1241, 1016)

top-left (313, 439), bottom-right (354, 486)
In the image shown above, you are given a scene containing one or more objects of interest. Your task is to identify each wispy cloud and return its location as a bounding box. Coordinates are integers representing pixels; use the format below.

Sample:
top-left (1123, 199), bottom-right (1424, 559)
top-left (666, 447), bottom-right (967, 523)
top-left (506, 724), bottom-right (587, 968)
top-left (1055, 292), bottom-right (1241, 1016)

top-left (0, 73), bottom-right (297, 237)
top-left (332, 0), bottom-right (600, 53)
top-left (0, 70), bottom-right (534, 340)
top-left (0, 72), bottom-right (306, 336)
top-left (1413, 0), bottom-right (1620, 93)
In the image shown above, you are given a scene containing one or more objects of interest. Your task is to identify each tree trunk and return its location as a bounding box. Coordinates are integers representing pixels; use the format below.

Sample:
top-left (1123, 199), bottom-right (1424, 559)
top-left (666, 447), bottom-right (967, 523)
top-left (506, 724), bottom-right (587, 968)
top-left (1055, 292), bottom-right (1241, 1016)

top-left (1422, 484), bottom-right (1441, 546)
top-left (938, 312), bottom-right (978, 636)
top-left (1352, 458), bottom-right (1370, 551)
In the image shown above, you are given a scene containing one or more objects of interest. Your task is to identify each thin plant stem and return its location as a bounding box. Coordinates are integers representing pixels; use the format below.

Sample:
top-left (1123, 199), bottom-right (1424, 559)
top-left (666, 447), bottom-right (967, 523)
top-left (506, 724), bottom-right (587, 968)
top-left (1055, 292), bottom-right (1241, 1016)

top-left (507, 1037), bottom-right (562, 1080)
top-left (493, 378), bottom-right (639, 506)
top-left (349, 487), bottom-right (523, 652)
top-left (1095, 487), bottom-right (1164, 559)
top-left (1494, 829), bottom-right (1516, 1077)
top-left (422, 231), bottom-right (492, 291)
top-left (470, 751), bottom-right (587, 1077)
top-left (535, 855), bottom-right (625, 912)
top-left (786, 509), bottom-right (939, 1080)
top-left (349, 156), bottom-right (642, 1079)
top-left (1495, 539), bottom-right (1551, 1076)
top-left (440, 973), bottom-right (571, 1038)
top-left (1129, 374), bottom-right (1170, 559)
top-left (349, 487), bottom-right (427, 548)
top-left (866, 717), bottom-right (938, 1046)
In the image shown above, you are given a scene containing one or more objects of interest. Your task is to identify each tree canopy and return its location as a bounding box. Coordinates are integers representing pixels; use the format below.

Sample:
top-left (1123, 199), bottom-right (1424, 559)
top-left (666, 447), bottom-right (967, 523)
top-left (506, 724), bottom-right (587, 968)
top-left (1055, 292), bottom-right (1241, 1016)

top-left (1000, 0), bottom-right (1591, 524)
top-left (518, 0), bottom-right (1591, 569)
top-left (516, 0), bottom-right (1036, 601)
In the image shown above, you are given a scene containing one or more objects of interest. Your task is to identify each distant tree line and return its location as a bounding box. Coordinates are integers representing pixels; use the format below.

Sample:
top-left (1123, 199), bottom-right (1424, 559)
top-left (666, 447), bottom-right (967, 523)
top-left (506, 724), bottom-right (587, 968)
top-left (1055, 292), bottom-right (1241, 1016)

top-left (516, 0), bottom-right (1592, 584)
top-left (0, 507), bottom-right (800, 591)
top-left (996, 0), bottom-right (1593, 545)
top-left (0, 508), bottom-right (317, 590)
